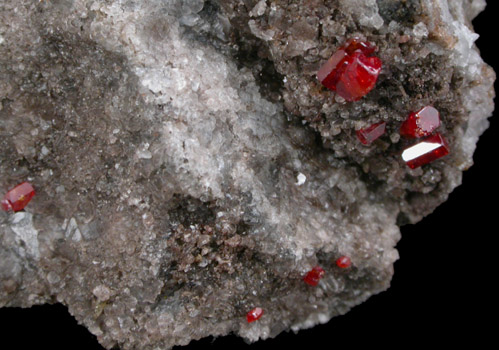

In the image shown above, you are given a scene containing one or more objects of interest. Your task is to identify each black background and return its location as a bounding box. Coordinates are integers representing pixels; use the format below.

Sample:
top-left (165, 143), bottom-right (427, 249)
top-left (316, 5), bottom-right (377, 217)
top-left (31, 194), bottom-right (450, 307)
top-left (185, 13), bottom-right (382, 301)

top-left (1, 3), bottom-right (497, 349)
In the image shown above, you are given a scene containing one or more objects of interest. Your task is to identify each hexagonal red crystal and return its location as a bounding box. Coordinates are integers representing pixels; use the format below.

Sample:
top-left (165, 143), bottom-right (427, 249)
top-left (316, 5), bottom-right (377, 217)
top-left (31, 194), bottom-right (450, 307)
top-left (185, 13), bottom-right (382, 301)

top-left (303, 266), bottom-right (325, 286)
top-left (400, 106), bottom-right (440, 138)
top-left (1, 182), bottom-right (35, 212)
top-left (246, 307), bottom-right (264, 323)
top-left (356, 122), bottom-right (386, 145)
top-left (318, 38), bottom-right (382, 102)
top-left (401, 133), bottom-right (450, 169)
top-left (336, 256), bottom-right (351, 269)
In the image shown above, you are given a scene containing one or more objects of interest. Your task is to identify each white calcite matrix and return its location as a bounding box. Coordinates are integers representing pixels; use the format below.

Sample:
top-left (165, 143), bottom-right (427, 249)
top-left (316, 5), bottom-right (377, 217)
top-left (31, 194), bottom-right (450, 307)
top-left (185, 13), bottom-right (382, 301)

top-left (0, 1), bottom-right (495, 349)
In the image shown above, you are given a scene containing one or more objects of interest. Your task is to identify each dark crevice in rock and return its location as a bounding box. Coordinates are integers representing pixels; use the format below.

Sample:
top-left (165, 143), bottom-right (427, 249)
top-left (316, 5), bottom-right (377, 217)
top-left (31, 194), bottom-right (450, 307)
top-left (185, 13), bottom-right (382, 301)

top-left (376, 0), bottom-right (423, 24)
top-left (167, 195), bottom-right (217, 228)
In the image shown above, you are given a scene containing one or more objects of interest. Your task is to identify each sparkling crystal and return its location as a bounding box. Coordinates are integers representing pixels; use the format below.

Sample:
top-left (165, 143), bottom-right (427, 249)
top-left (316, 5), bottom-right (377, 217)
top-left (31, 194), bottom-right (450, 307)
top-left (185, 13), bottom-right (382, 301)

top-left (246, 307), bottom-right (264, 323)
top-left (401, 133), bottom-right (450, 169)
top-left (318, 38), bottom-right (382, 102)
top-left (356, 122), bottom-right (386, 145)
top-left (1, 182), bottom-right (35, 212)
top-left (400, 106), bottom-right (441, 138)
top-left (336, 256), bottom-right (351, 268)
top-left (303, 266), bottom-right (325, 286)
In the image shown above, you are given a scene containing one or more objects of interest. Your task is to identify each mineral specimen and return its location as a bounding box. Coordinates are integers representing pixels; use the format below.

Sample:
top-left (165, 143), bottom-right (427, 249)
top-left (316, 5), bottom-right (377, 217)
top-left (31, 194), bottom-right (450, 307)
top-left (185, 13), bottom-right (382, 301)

top-left (0, 0), bottom-right (495, 349)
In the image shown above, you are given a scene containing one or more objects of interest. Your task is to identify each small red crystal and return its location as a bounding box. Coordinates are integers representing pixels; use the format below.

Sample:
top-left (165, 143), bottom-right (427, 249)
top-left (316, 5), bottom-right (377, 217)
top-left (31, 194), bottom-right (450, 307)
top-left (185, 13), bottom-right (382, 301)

top-left (336, 256), bottom-right (351, 269)
top-left (400, 106), bottom-right (440, 138)
top-left (401, 133), bottom-right (450, 169)
top-left (303, 266), bottom-right (325, 286)
top-left (356, 122), bottom-right (386, 145)
top-left (246, 307), bottom-right (264, 323)
top-left (1, 182), bottom-right (35, 212)
top-left (318, 38), bottom-right (382, 102)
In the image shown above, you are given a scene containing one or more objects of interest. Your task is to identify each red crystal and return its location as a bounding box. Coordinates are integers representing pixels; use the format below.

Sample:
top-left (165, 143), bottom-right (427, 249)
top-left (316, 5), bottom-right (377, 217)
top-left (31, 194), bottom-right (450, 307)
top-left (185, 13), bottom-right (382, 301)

top-left (303, 266), bottom-right (325, 286)
top-left (246, 307), bottom-right (264, 323)
top-left (318, 38), bottom-right (382, 102)
top-left (400, 106), bottom-right (441, 138)
top-left (401, 133), bottom-right (450, 169)
top-left (343, 38), bottom-right (376, 56)
top-left (336, 256), bottom-right (351, 269)
top-left (356, 122), bottom-right (386, 145)
top-left (1, 182), bottom-right (35, 212)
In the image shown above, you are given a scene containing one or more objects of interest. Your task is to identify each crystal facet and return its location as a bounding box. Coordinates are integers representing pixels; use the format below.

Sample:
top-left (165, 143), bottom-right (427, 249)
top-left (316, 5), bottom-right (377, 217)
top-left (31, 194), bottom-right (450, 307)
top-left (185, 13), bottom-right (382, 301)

top-left (318, 39), bottom-right (382, 102)
top-left (343, 38), bottom-right (376, 56)
top-left (401, 133), bottom-right (450, 169)
top-left (400, 106), bottom-right (441, 138)
top-left (336, 256), bottom-right (351, 269)
top-left (246, 307), bottom-right (264, 323)
top-left (1, 182), bottom-right (35, 212)
top-left (356, 122), bottom-right (386, 145)
top-left (303, 266), bottom-right (325, 286)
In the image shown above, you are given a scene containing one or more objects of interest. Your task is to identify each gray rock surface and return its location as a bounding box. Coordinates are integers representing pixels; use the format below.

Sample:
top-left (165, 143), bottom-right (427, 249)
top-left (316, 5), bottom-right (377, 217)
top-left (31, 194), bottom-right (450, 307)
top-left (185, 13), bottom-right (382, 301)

top-left (0, 0), bottom-right (494, 349)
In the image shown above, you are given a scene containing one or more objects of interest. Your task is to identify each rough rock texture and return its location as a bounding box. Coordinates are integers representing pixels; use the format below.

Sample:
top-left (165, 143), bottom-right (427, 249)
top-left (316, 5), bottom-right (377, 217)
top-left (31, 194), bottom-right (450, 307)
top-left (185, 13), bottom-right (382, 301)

top-left (0, 1), bottom-right (494, 349)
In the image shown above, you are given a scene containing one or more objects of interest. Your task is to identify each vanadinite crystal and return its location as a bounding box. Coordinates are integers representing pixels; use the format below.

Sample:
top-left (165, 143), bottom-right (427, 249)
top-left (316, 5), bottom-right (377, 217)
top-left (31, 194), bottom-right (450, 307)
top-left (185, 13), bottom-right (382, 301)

top-left (336, 256), bottom-right (351, 269)
top-left (356, 122), bottom-right (386, 145)
top-left (317, 38), bottom-right (382, 102)
top-left (1, 182), bottom-right (35, 212)
top-left (246, 307), bottom-right (264, 323)
top-left (400, 106), bottom-right (441, 138)
top-left (401, 133), bottom-right (450, 169)
top-left (303, 266), bottom-right (325, 286)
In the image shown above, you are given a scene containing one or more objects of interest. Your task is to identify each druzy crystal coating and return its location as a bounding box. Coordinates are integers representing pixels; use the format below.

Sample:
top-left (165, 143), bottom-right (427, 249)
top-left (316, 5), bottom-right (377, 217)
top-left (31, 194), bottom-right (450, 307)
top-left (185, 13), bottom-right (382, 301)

top-left (246, 307), bottom-right (264, 323)
top-left (356, 122), bottom-right (386, 145)
top-left (400, 106), bottom-right (441, 138)
top-left (318, 38), bottom-right (382, 101)
top-left (1, 182), bottom-right (35, 212)
top-left (303, 266), bottom-right (325, 286)
top-left (401, 133), bottom-right (450, 169)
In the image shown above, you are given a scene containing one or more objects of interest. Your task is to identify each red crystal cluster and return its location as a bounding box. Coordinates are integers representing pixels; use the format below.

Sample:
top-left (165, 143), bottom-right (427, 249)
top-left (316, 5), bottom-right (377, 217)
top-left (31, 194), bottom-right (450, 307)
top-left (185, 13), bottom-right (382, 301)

top-left (353, 106), bottom-right (449, 168)
top-left (317, 39), bottom-right (449, 168)
top-left (318, 38), bottom-right (382, 102)
top-left (400, 106), bottom-right (449, 168)
top-left (1, 182), bottom-right (35, 212)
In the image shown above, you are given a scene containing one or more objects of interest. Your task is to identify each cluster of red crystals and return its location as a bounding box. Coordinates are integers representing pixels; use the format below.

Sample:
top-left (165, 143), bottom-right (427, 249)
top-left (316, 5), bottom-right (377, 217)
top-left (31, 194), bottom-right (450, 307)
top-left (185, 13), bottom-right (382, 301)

top-left (1, 182), bottom-right (35, 212)
top-left (303, 266), bottom-right (325, 286)
top-left (400, 106), bottom-right (440, 138)
top-left (401, 133), bottom-right (450, 169)
top-left (246, 307), bottom-right (264, 323)
top-left (336, 256), bottom-right (351, 269)
top-left (356, 122), bottom-right (386, 145)
top-left (399, 106), bottom-right (449, 168)
top-left (318, 38), bottom-right (382, 102)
